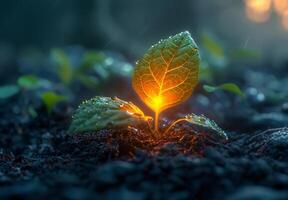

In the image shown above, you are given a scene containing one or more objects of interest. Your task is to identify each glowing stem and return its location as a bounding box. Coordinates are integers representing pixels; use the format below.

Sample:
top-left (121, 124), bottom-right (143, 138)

top-left (152, 96), bottom-right (162, 133)
top-left (155, 110), bottom-right (159, 132)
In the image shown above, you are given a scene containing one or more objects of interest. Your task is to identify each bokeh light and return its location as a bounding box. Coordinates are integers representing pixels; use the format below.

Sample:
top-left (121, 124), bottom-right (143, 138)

top-left (245, 0), bottom-right (288, 30)
top-left (245, 0), bottom-right (272, 23)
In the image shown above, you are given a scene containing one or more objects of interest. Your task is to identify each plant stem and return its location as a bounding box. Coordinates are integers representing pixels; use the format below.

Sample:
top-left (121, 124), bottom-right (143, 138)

top-left (155, 111), bottom-right (159, 133)
top-left (163, 118), bottom-right (187, 135)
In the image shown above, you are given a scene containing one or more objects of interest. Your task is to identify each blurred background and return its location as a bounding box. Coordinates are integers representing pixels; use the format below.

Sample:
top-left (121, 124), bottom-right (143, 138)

top-left (1, 0), bottom-right (288, 71)
top-left (0, 0), bottom-right (288, 130)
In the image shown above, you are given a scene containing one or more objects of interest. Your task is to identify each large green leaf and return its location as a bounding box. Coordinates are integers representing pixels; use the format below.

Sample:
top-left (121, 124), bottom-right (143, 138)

top-left (69, 96), bottom-right (151, 134)
top-left (0, 85), bottom-right (20, 99)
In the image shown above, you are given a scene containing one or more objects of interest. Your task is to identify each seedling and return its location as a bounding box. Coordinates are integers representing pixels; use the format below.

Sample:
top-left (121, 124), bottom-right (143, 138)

top-left (70, 31), bottom-right (228, 140)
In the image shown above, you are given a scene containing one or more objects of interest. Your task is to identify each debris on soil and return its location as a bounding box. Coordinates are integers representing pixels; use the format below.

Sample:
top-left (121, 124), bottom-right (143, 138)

top-left (1, 94), bottom-right (288, 200)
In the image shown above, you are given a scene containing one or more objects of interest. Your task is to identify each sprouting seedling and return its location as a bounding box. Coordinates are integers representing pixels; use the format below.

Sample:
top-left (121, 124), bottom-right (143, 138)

top-left (132, 31), bottom-right (200, 133)
top-left (69, 31), bottom-right (227, 141)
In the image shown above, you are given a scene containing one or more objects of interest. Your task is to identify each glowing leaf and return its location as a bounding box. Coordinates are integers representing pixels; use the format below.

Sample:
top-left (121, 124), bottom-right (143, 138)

top-left (132, 31), bottom-right (200, 130)
top-left (69, 96), bottom-right (151, 134)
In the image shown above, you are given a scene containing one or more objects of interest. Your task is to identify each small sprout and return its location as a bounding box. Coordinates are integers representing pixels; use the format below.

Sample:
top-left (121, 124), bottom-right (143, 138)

top-left (41, 91), bottom-right (68, 114)
top-left (17, 75), bottom-right (41, 89)
top-left (0, 85), bottom-right (20, 99)
top-left (203, 83), bottom-right (245, 97)
top-left (28, 106), bottom-right (38, 118)
top-left (164, 113), bottom-right (228, 140)
top-left (69, 96), bottom-right (152, 134)
top-left (200, 32), bottom-right (227, 68)
top-left (76, 74), bottom-right (99, 89)
top-left (230, 48), bottom-right (261, 60)
top-left (80, 51), bottom-right (106, 70)
top-left (51, 48), bottom-right (73, 84)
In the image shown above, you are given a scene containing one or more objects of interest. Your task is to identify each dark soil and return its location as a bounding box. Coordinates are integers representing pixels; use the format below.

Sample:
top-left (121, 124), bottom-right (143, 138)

top-left (0, 107), bottom-right (288, 200)
top-left (1, 69), bottom-right (288, 200)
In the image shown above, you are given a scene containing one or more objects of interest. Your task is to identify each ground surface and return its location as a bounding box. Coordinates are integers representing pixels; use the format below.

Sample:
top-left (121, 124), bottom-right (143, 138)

top-left (1, 68), bottom-right (288, 200)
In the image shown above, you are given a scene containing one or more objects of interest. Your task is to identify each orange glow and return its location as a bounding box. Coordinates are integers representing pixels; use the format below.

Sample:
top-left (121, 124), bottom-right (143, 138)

top-left (152, 96), bottom-right (163, 111)
top-left (245, 0), bottom-right (272, 12)
top-left (246, 7), bottom-right (271, 22)
top-left (119, 99), bottom-right (151, 121)
top-left (151, 96), bottom-right (163, 133)
top-left (273, 0), bottom-right (288, 15)
top-left (245, 0), bottom-right (272, 23)
top-left (281, 10), bottom-right (288, 30)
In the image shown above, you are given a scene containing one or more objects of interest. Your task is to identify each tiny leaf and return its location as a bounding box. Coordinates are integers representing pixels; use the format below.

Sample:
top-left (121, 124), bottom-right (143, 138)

top-left (201, 33), bottom-right (224, 58)
top-left (41, 91), bottom-right (67, 114)
top-left (185, 114), bottom-right (228, 140)
top-left (203, 85), bottom-right (217, 93)
top-left (69, 96), bottom-right (151, 134)
top-left (80, 51), bottom-right (106, 71)
top-left (76, 74), bottom-right (99, 89)
top-left (17, 75), bottom-right (40, 89)
top-left (51, 49), bottom-right (74, 84)
top-left (200, 32), bottom-right (227, 68)
top-left (231, 48), bottom-right (261, 60)
top-left (203, 83), bottom-right (245, 97)
top-left (0, 85), bottom-right (20, 99)
top-left (28, 106), bottom-right (38, 118)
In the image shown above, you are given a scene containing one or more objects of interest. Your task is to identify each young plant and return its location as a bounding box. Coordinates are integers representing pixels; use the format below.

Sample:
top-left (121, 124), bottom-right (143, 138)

top-left (70, 31), bottom-right (227, 140)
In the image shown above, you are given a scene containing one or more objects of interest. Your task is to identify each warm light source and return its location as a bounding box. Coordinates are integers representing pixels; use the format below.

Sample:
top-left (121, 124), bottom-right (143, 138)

top-left (152, 96), bottom-right (163, 110)
top-left (152, 96), bottom-right (163, 132)
top-left (273, 0), bottom-right (288, 15)
top-left (245, 0), bottom-right (272, 12)
top-left (244, 0), bottom-right (288, 30)
top-left (246, 7), bottom-right (271, 22)
top-left (281, 10), bottom-right (288, 30)
top-left (245, 0), bottom-right (272, 23)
